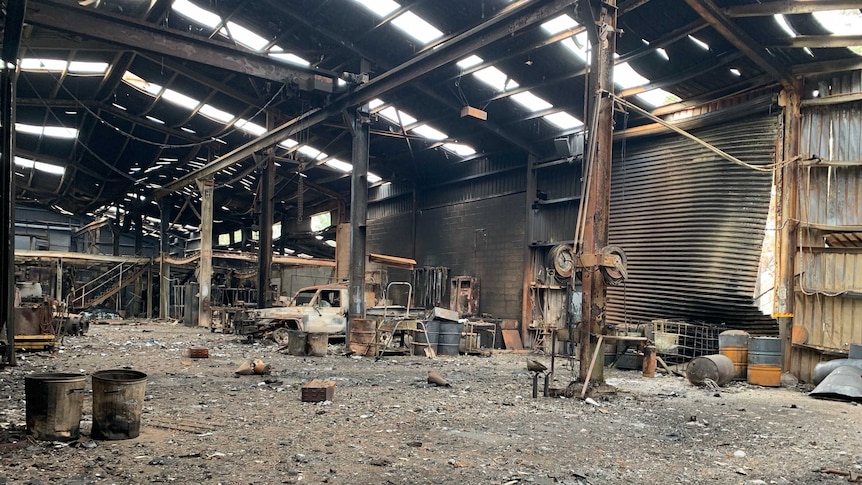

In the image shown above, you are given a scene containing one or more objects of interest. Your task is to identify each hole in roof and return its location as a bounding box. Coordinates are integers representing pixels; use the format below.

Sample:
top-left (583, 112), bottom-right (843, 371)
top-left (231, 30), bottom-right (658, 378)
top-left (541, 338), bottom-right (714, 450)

top-left (353, 0), bottom-right (400, 17)
top-left (181, 126), bottom-right (196, 134)
top-left (221, 21), bottom-right (270, 51)
top-left (442, 143), bottom-right (476, 156)
top-left (122, 71), bottom-right (162, 96)
top-left (543, 112), bottom-right (583, 130)
top-left (457, 55), bottom-right (483, 69)
top-left (636, 89), bottom-right (682, 108)
top-left (541, 14), bottom-right (578, 35)
top-left (199, 104), bottom-right (236, 124)
top-left (171, 0), bottom-right (222, 29)
top-left (812, 10), bottom-right (862, 55)
top-left (803, 47), bottom-right (815, 57)
top-left (378, 106), bottom-right (417, 126)
top-left (391, 11), bottom-right (443, 44)
top-left (473, 66), bottom-right (519, 91)
top-left (146, 115), bottom-right (165, 124)
top-left (112, 103), bottom-right (127, 111)
top-left (773, 14), bottom-right (796, 38)
top-left (412, 124), bottom-right (447, 141)
top-left (162, 89), bottom-right (200, 110)
top-left (510, 91), bottom-right (553, 112)
top-left (614, 62), bottom-right (649, 89)
top-left (729, 68), bottom-right (741, 76)
top-left (655, 48), bottom-right (669, 61)
top-left (688, 35), bottom-right (710, 51)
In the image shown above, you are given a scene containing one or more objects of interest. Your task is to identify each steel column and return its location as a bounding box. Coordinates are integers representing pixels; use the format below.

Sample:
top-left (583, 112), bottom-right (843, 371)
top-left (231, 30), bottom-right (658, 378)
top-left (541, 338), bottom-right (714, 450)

top-left (159, 201), bottom-right (171, 319)
top-left (579, 0), bottom-right (616, 383)
top-left (197, 179), bottom-right (214, 328)
top-left (348, 106), bottom-right (371, 323)
top-left (776, 86), bottom-right (800, 371)
top-left (258, 113), bottom-right (275, 308)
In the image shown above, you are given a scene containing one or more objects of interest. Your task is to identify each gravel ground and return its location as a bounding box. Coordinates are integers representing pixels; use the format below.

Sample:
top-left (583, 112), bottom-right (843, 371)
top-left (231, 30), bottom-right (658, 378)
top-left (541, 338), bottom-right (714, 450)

top-left (1, 321), bottom-right (861, 485)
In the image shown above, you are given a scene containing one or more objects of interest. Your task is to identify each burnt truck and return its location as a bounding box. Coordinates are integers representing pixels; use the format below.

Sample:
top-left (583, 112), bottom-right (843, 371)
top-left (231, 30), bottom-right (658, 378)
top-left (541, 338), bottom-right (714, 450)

top-left (234, 284), bottom-right (348, 341)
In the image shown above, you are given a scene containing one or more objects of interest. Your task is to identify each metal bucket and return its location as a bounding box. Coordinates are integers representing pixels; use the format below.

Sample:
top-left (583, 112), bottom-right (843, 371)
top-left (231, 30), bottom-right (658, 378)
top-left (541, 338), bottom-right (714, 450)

top-left (349, 318), bottom-right (377, 356)
top-left (287, 330), bottom-right (308, 356)
top-left (91, 370), bottom-right (147, 440)
top-left (306, 333), bottom-right (328, 357)
top-left (687, 354), bottom-right (735, 386)
top-left (748, 337), bottom-right (781, 387)
top-left (437, 321), bottom-right (463, 356)
top-left (719, 330), bottom-right (749, 381)
top-left (25, 373), bottom-right (86, 441)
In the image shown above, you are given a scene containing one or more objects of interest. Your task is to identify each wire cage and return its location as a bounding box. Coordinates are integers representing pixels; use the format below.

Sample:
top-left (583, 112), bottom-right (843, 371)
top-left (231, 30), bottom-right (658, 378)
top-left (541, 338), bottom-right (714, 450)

top-left (652, 319), bottom-right (722, 364)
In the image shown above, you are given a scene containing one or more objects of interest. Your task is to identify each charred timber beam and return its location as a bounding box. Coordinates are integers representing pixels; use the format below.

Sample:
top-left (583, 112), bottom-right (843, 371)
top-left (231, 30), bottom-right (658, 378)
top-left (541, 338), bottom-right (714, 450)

top-left (683, 0), bottom-right (794, 87)
top-left (724, 0), bottom-right (862, 17)
top-left (792, 57), bottom-right (862, 76)
top-left (26, 0), bottom-right (339, 90)
top-left (160, 0), bottom-right (577, 193)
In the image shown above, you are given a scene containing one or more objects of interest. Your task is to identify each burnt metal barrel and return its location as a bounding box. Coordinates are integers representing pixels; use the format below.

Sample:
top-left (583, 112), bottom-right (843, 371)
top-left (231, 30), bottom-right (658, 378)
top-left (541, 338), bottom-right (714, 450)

top-left (747, 337), bottom-right (782, 387)
top-left (412, 320), bottom-right (440, 356)
top-left (287, 330), bottom-right (308, 356)
top-left (719, 330), bottom-right (750, 381)
top-left (687, 354), bottom-right (735, 386)
top-left (306, 333), bottom-right (328, 357)
top-left (91, 370), bottom-right (147, 440)
top-left (25, 373), bottom-right (86, 441)
top-left (437, 321), bottom-right (463, 356)
top-left (349, 318), bottom-right (377, 356)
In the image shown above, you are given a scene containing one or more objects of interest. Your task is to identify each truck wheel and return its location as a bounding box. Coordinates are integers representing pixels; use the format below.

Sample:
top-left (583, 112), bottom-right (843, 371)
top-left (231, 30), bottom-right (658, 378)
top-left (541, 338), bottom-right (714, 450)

top-left (271, 327), bottom-right (290, 346)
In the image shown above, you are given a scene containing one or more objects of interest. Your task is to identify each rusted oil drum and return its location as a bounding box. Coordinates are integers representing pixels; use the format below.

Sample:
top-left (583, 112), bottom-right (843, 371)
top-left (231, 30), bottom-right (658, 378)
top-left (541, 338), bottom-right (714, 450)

top-left (25, 373), bottom-right (86, 441)
top-left (412, 320), bottom-right (439, 356)
top-left (748, 337), bottom-right (782, 387)
top-left (306, 333), bottom-right (328, 357)
top-left (687, 354), bottom-right (735, 386)
top-left (719, 330), bottom-right (750, 381)
top-left (438, 321), bottom-right (464, 356)
top-left (91, 370), bottom-right (147, 440)
top-left (349, 318), bottom-right (377, 356)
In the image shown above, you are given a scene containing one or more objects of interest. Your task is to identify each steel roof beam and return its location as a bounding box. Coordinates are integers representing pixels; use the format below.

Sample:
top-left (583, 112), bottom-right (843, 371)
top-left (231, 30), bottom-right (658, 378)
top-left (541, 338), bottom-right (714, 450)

top-left (683, 0), bottom-right (795, 87)
top-left (160, 0), bottom-right (577, 193)
top-left (724, 0), bottom-right (862, 17)
top-left (26, 0), bottom-right (340, 91)
top-left (765, 35), bottom-right (862, 49)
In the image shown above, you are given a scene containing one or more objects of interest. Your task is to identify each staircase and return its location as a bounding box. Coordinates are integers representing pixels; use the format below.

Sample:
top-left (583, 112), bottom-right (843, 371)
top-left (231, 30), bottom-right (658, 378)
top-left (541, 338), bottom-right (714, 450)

top-left (70, 262), bottom-right (150, 310)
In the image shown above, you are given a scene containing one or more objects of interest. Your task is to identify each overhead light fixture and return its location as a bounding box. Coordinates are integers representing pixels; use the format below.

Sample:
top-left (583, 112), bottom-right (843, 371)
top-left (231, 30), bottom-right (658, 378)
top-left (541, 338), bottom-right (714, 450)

top-left (460, 106), bottom-right (487, 121)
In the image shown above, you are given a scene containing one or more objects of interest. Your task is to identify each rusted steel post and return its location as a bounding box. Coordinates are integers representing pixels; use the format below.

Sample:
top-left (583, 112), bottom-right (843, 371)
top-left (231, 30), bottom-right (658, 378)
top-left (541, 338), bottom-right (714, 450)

top-left (776, 85), bottom-right (800, 371)
top-left (579, 0), bottom-right (616, 383)
top-left (522, 155), bottom-right (537, 347)
top-left (258, 112), bottom-right (275, 308)
top-left (642, 345), bottom-right (657, 378)
top-left (197, 178), bottom-right (214, 328)
top-left (348, 105), bottom-right (371, 328)
top-left (159, 201), bottom-right (171, 320)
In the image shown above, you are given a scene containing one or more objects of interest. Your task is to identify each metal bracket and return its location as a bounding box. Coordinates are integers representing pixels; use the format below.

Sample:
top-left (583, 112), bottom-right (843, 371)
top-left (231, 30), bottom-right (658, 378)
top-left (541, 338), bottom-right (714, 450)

top-left (577, 253), bottom-right (619, 268)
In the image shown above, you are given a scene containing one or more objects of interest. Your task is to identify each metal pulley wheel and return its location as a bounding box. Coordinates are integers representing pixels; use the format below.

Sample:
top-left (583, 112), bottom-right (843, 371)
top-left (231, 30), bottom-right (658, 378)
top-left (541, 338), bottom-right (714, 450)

top-left (546, 244), bottom-right (575, 281)
top-left (600, 245), bottom-right (627, 286)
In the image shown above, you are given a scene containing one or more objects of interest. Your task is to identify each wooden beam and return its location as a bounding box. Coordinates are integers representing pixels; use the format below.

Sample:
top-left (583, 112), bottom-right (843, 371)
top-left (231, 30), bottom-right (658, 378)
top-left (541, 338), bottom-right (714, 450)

top-left (793, 57), bottom-right (862, 76)
top-left (765, 35), bottom-right (862, 49)
top-left (683, 0), bottom-right (794, 87)
top-left (724, 0), bottom-right (862, 17)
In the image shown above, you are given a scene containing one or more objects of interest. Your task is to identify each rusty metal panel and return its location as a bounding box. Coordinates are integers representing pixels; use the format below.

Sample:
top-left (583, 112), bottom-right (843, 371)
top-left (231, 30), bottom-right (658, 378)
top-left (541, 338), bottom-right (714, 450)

top-left (794, 292), bottom-right (862, 352)
top-left (798, 252), bottom-right (862, 296)
top-left (605, 115), bottom-right (779, 332)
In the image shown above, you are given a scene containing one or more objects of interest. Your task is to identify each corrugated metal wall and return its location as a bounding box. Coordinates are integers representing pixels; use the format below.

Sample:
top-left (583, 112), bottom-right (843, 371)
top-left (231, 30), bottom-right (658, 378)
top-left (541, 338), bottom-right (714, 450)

top-left (606, 115), bottom-right (779, 331)
top-left (791, 91), bottom-right (862, 382)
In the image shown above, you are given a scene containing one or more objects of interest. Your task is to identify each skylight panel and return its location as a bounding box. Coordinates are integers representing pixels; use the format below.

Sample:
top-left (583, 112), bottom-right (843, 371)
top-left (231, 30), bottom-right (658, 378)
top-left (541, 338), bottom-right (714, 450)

top-left (812, 10), bottom-right (862, 55)
top-left (378, 106), bottom-right (417, 126)
top-left (473, 66), bottom-right (519, 91)
top-left (541, 14), bottom-right (578, 35)
top-left (122, 71), bottom-right (162, 96)
top-left (325, 159), bottom-right (353, 172)
top-left (412, 124), bottom-right (447, 141)
top-left (656, 48), bottom-right (669, 61)
top-left (298, 145), bottom-right (327, 160)
top-left (391, 11), bottom-right (443, 44)
top-left (636, 88), bottom-right (682, 108)
top-left (268, 52), bottom-right (311, 67)
top-left (442, 143), bottom-right (476, 156)
top-left (15, 156), bottom-right (65, 175)
top-left (510, 91), bottom-right (553, 112)
top-left (161, 89), bottom-right (200, 110)
top-left (688, 35), bottom-right (710, 51)
top-left (614, 62), bottom-right (650, 89)
top-left (368, 99), bottom-right (386, 110)
top-left (353, 0), bottom-right (400, 17)
top-left (543, 112), bottom-right (583, 130)
top-left (222, 21), bottom-right (270, 51)
top-left (172, 0), bottom-right (222, 29)
top-left (146, 115), bottom-right (165, 124)
top-left (368, 173), bottom-right (382, 183)
top-left (20, 58), bottom-right (67, 72)
top-left (773, 14), bottom-right (796, 37)
top-left (68, 61), bottom-right (109, 74)
top-left (729, 68), bottom-right (741, 76)
top-left (235, 119), bottom-right (267, 136)
top-left (15, 124), bottom-right (43, 136)
top-left (16, 123), bottom-right (78, 139)
top-left (199, 104), bottom-right (235, 124)
top-left (279, 138), bottom-right (299, 149)
top-left (457, 55), bottom-right (483, 69)
top-left (560, 32), bottom-right (590, 62)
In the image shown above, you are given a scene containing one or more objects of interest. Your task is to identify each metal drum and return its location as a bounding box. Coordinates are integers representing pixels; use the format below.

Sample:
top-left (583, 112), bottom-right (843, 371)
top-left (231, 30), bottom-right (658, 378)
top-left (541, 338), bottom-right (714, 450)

top-left (437, 321), bottom-right (464, 356)
top-left (687, 354), bottom-right (735, 386)
top-left (91, 370), bottom-right (148, 440)
top-left (747, 336), bottom-right (782, 387)
top-left (25, 373), bottom-right (86, 441)
top-left (412, 320), bottom-right (440, 356)
top-left (287, 330), bottom-right (308, 356)
top-left (850, 343), bottom-right (862, 360)
top-left (306, 333), bottom-right (328, 357)
top-left (349, 319), bottom-right (377, 356)
top-left (719, 330), bottom-right (749, 380)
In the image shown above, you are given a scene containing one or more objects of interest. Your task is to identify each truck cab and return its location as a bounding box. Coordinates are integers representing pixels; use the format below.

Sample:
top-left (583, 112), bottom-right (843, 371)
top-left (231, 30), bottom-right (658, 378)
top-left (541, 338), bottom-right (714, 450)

top-left (235, 284), bottom-right (348, 338)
